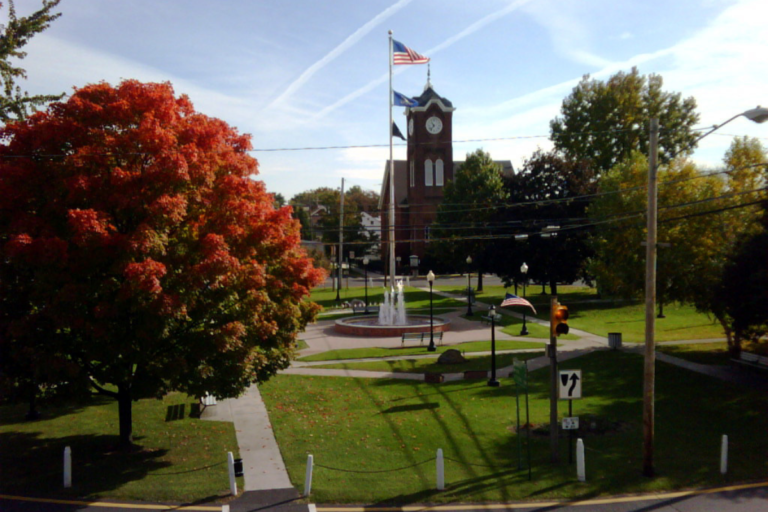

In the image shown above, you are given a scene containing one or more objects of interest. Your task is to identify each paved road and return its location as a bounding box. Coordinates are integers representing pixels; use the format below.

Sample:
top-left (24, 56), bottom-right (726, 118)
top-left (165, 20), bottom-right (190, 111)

top-left (4, 482), bottom-right (768, 511)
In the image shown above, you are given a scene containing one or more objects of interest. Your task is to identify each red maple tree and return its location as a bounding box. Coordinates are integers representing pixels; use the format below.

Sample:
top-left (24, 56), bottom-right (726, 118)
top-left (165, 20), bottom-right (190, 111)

top-left (0, 80), bottom-right (323, 447)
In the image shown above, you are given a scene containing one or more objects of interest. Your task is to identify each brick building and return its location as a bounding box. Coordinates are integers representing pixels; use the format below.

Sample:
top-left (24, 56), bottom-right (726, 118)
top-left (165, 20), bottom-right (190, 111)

top-left (379, 82), bottom-right (511, 273)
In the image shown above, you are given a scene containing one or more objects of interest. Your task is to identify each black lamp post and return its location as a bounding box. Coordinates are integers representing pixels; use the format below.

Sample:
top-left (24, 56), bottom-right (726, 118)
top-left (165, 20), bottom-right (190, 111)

top-left (488, 305), bottom-right (500, 387)
top-left (362, 257), bottom-right (369, 313)
top-left (427, 270), bottom-right (436, 352)
top-left (520, 262), bottom-right (529, 336)
top-left (466, 256), bottom-right (473, 317)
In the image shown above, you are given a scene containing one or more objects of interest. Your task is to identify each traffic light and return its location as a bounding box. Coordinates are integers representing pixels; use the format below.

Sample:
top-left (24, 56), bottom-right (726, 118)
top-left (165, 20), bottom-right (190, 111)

top-left (551, 304), bottom-right (569, 337)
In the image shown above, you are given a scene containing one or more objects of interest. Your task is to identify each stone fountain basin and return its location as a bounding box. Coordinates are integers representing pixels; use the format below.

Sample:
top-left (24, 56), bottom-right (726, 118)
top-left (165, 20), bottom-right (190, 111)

top-left (334, 315), bottom-right (450, 337)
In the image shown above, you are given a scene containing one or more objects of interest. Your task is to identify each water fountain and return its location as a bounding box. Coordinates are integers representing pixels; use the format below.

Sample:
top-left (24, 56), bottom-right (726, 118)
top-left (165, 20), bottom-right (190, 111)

top-left (334, 280), bottom-right (450, 337)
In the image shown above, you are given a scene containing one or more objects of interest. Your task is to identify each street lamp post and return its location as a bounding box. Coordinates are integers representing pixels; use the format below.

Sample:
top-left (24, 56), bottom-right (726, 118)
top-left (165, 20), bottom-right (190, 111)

top-left (427, 270), bottom-right (436, 352)
top-left (642, 106), bottom-right (768, 478)
top-left (363, 257), bottom-right (369, 313)
top-left (466, 256), bottom-right (473, 317)
top-left (520, 262), bottom-right (529, 336)
top-left (488, 305), bottom-right (500, 387)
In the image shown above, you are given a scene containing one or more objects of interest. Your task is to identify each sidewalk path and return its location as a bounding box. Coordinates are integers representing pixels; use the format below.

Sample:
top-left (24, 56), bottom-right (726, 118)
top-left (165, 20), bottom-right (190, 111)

top-left (201, 384), bottom-right (293, 492)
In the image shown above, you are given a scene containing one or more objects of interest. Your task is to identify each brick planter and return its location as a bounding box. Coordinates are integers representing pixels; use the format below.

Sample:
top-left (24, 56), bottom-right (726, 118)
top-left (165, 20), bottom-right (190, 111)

top-left (464, 370), bottom-right (488, 380)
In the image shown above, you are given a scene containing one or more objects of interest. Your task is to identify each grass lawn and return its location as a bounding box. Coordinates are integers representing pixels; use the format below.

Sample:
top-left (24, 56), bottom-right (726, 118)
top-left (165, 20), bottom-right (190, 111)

top-left (261, 350), bottom-right (768, 504)
top-left (656, 342), bottom-right (731, 365)
top-left (299, 339), bottom-right (548, 362)
top-left (0, 393), bottom-right (242, 503)
top-left (567, 301), bottom-right (724, 343)
top-left (309, 352), bottom-right (543, 373)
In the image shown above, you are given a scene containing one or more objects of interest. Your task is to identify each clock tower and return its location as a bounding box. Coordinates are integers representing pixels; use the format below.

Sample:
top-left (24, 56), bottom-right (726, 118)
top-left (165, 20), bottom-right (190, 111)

top-left (403, 81), bottom-right (455, 258)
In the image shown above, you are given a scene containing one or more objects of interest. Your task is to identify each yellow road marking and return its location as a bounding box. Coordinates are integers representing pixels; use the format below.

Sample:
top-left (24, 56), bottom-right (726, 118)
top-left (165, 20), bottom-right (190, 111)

top-left (0, 494), bottom-right (221, 510)
top-left (316, 481), bottom-right (768, 511)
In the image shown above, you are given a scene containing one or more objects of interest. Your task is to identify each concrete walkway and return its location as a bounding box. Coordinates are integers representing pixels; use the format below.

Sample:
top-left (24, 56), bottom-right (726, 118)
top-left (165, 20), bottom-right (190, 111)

top-left (201, 385), bottom-right (292, 492)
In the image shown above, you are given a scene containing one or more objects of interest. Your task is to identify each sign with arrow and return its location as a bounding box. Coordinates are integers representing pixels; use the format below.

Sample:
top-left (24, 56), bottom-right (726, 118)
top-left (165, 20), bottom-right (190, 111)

top-left (558, 370), bottom-right (582, 400)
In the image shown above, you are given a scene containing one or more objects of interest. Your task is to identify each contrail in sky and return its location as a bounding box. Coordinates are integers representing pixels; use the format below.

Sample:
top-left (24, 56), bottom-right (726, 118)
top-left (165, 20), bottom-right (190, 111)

top-left (311, 0), bottom-right (535, 121)
top-left (266, 0), bottom-right (414, 110)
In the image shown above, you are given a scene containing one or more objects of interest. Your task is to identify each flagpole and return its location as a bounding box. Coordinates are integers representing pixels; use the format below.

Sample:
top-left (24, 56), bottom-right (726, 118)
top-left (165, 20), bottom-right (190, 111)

top-left (388, 30), bottom-right (396, 288)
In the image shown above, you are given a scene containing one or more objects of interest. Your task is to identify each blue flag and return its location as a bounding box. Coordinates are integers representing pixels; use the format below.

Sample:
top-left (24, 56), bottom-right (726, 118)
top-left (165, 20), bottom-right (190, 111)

top-left (393, 90), bottom-right (418, 108)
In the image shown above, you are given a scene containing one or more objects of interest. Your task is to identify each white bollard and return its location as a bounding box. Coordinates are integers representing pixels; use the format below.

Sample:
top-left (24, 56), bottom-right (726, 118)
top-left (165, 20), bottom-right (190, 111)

top-left (720, 435), bottom-right (728, 475)
top-left (227, 451), bottom-right (238, 496)
top-left (63, 446), bottom-right (72, 488)
top-left (305, 454), bottom-right (314, 496)
top-left (222, 505), bottom-right (230, 512)
top-left (576, 439), bottom-right (586, 482)
top-left (436, 449), bottom-right (444, 491)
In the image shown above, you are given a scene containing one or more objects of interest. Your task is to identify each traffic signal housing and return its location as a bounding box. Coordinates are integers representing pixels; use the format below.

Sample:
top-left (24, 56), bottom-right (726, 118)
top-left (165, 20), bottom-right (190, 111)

top-left (552, 304), bottom-right (569, 337)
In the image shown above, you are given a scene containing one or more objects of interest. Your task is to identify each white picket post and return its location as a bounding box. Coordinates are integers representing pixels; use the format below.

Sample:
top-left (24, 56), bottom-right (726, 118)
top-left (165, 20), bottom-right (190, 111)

top-left (305, 454), bottom-right (314, 496)
top-left (63, 446), bottom-right (72, 488)
top-left (436, 449), bottom-right (445, 491)
top-left (227, 451), bottom-right (237, 496)
top-left (720, 435), bottom-right (728, 474)
top-left (576, 439), bottom-right (586, 482)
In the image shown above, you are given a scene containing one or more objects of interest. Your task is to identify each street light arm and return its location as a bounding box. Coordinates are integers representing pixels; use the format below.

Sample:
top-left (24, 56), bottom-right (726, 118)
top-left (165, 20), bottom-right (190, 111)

top-left (691, 107), bottom-right (768, 147)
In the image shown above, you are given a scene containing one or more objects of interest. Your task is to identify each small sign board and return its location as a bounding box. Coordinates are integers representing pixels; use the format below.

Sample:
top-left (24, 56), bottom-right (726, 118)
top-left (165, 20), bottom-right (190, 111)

top-left (512, 359), bottom-right (527, 391)
top-left (558, 370), bottom-right (582, 400)
top-left (562, 416), bottom-right (579, 430)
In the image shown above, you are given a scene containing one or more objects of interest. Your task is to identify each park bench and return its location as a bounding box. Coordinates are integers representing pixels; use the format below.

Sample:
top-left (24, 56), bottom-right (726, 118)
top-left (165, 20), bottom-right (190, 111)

top-left (479, 315), bottom-right (495, 326)
top-left (401, 331), bottom-right (443, 348)
top-left (732, 351), bottom-right (768, 371)
top-left (351, 303), bottom-right (379, 315)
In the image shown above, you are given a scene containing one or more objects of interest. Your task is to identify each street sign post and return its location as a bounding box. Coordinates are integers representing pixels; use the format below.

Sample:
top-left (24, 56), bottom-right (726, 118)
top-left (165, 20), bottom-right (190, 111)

top-left (562, 417), bottom-right (579, 430)
top-left (558, 370), bottom-right (582, 400)
top-left (558, 370), bottom-right (582, 464)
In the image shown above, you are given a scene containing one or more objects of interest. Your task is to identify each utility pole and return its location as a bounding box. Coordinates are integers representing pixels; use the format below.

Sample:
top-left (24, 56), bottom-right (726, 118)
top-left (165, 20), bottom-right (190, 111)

top-left (643, 118), bottom-right (659, 477)
top-left (336, 178), bottom-right (345, 302)
top-left (549, 295), bottom-right (559, 463)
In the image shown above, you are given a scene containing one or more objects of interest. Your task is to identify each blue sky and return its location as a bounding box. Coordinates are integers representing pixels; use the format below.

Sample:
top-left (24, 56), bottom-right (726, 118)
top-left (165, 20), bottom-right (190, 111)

top-left (6, 0), bottom-right (768, 200)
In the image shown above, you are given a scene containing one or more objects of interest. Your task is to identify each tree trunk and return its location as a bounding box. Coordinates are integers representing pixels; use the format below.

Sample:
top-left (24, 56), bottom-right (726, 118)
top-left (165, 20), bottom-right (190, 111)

top-left (117, 384), bottom-right (133, 449)
top-left (477, 271), bottom-right (483, 292)
top-left (25, 389), bottom-right (40, 421)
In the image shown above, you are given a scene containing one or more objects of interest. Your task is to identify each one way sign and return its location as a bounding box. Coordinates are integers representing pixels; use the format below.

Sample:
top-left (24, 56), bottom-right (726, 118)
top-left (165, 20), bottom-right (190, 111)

top-left (558, 370), bottom-right (582, 400)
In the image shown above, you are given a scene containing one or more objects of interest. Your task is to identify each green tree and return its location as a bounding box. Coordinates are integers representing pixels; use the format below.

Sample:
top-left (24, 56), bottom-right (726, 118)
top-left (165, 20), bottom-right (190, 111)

top-left (550, 68), bottom-right (699, 174)
top-left (495, 149), bottom-right (596, 295)
top-left (430, 149), bottom-right (509, 291)
top-left (0, 0), bottom-right (63, 122)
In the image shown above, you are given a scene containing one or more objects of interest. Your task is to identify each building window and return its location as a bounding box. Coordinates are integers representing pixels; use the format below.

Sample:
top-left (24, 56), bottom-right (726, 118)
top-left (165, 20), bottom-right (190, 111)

top-left (436, 159), bottom-right (444, 186)
top-left (425, 159), bottom-right (433, 186)
top-left (425, 225), bottom-right (431, 243)
top-left (410, 160), bottom-right (415, 187)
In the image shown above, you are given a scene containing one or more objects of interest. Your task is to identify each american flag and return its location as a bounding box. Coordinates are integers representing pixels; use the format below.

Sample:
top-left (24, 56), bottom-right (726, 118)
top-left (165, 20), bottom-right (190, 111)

top-left (500, 293), bottom-right (537, 314)
top-left (393, 40), bottom-right (429, 65)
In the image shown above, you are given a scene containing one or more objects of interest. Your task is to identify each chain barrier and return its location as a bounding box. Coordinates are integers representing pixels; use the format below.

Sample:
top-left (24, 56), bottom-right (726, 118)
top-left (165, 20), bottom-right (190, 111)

top-left (314, 457), bottom-right (435, 474)
top-left (442, 455), bottom-right (511, 470)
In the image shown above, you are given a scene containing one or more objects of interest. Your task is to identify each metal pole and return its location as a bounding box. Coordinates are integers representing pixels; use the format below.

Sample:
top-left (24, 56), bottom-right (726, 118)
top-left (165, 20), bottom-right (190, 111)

top-left (549, 295), bottom-right (559, 463)
top-left (569, 400), bottom-right (573, 464)
top-left (364, 262), bottom-right (368, 312)
top-left (643, 118), bottom-right (659, 477)
top-left (525, 360), bottom-right (531, 481)
top-left (428, 279), bottom-right (435, 351)
top-left (521, 278), bottom-right (528, 335)
top-left (516, 381), bottom-right (522, 470)
top-left (388, 32), bottom-right (396, 287)
top-left (488, 306), bottom-right (499, 387)
top-left (466, 268), bottom-right (473, 316)
top-left (336, 178), bottom-right (345, 302)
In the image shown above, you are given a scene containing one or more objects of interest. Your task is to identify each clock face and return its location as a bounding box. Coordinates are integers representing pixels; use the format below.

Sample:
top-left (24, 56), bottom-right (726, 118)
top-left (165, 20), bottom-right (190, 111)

top-left (408, 118), bottom-right (413, 136)
top-left (426, 116), bottom-right (443, 134)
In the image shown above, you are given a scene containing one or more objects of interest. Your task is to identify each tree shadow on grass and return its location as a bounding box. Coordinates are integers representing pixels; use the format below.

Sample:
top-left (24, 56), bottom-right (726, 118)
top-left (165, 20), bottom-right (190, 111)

top-left (0, 430), bottom-right (170, 498)
top-left (0, 395), bottom-right (114, 426)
